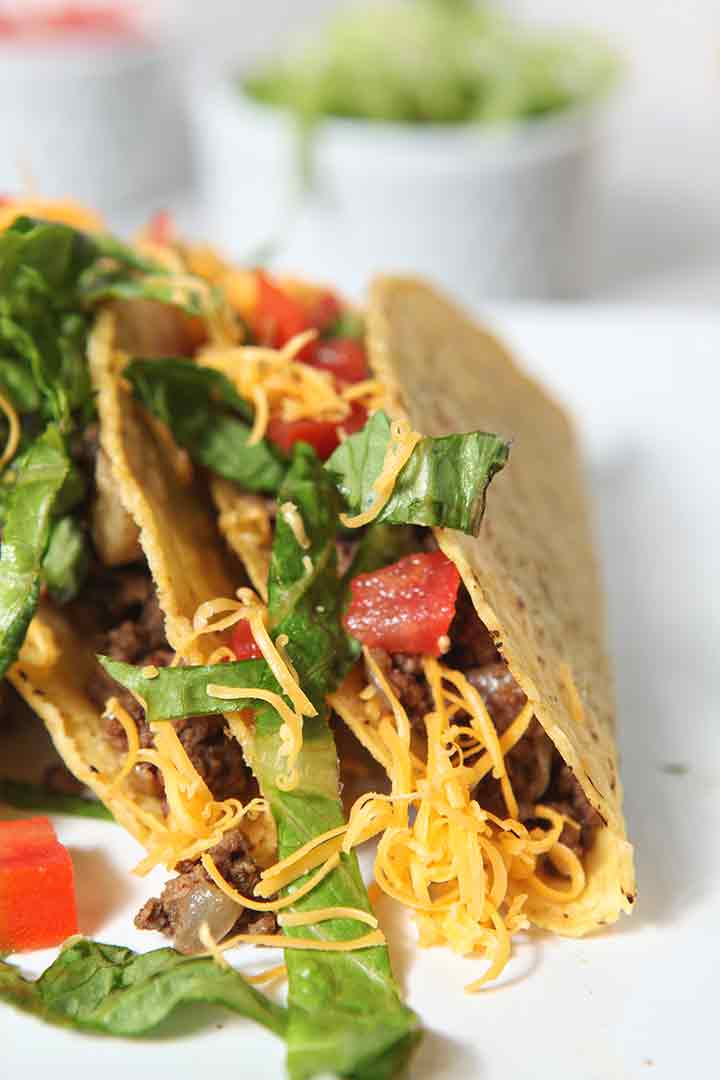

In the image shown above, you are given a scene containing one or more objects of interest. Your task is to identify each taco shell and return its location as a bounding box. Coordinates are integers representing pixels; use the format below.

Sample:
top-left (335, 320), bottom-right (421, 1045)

top-left (362, 275), bottom-right (635, 935)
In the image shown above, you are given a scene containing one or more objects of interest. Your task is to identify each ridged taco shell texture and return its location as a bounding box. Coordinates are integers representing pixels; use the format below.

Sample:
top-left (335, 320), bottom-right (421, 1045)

top-left (367, 276), bottom-right (635, 934)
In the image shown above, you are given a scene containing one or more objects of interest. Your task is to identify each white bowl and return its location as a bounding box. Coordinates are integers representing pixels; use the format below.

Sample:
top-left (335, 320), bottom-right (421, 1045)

top-left (191, 77), bottom-right (609, 303)
top-left (0, 37), bottom-right (190, 212)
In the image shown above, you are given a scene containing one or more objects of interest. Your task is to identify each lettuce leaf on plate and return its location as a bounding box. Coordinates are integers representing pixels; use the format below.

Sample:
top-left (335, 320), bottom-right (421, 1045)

top-left (0, 940), bottom-right (286, 1038)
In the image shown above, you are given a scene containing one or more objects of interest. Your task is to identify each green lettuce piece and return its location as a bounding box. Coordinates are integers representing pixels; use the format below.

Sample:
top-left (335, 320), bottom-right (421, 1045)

top-left (42, 515), bottom-right (90, 605)
top-left (0, 778), bottom-right (114, 820)
top-left (100, 655), bottom-right (280, 723)
top-left (0, 940), bottom-right (286, 1038)
top-left (0, 219), bottom-right (99, 423)
top-left (0, 424), bottom-right (70, 677)
top-left (124, 359), bottom-right (287, 494)
top-left (260, 443), bottom-right (420, 1079)
top-left (326, 409), bottom-right (509, 536)
top-left (0, 356), bottom-right (41, 412)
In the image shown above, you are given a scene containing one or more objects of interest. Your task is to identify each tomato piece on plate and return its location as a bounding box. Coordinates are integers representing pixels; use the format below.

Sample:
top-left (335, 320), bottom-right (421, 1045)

top-left (0, 817), bottom-right (78, 953)
top-left (230, 619), bottom-right (263, 661)
top-left (267, 403), bottom-right (367, 461)
top-left (253, 271), bottom-right (311, 348)
top-left (305, 338), bottom-right (369, 384)
top-left (344, 551), bottom-right (461, 656)
top-left (0, 816), bottom-right (57, 859)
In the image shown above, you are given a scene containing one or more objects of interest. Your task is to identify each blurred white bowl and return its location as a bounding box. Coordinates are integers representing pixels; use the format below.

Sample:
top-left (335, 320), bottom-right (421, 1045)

top-left (191, 77), bottom-right (609, 303)
top-left (0, 36), bottom-right (189, 212)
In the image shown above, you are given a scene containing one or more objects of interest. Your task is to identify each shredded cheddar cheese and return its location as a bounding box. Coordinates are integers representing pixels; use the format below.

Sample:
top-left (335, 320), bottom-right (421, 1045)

top-left (210, 929), bottom-right (386, 954)
top-left (173, 588), bottom-right (315, 789)
top-left (280, 501), bottom-right (310, 549)
top-left (257, 656), bottom-right (586, 988)
top-left (0, 392), bottom-right (20, 469)
top-left (279, 907), bottom-right (378, 930)
top-left (102, 696), bottom-right (270, 875)
top-left (340, 418), bottom-right (421, 528)
top-left (196, 333), bottom-right (385, 443)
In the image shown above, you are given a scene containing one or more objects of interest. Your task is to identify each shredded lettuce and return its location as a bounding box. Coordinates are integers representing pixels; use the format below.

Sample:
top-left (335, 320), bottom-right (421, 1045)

top-left (41, 515), bottom-right (91, 605)
top-left (0, 424), bottom-right (70, 677)
top-left (124, 359), bottom-right (287, 494)
top-left (326, 409), bottom-right (509, 536)
top-left (0, 216), bottom-right (218, 673)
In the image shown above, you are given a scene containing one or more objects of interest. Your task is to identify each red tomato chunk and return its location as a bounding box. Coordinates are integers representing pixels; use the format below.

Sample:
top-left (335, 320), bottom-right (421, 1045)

top-left (343, 551), bottom-right (461, 656)
top-left (305, 338), bottom-right (368, 384)
top-left (0, 817), bottom-right (79, 953)
top-left (267, 403), bottom-right (367, 462)
top-left (253, 272), bottom-right (311, 349)
top-left (230, 619), bottom-right (263, 661)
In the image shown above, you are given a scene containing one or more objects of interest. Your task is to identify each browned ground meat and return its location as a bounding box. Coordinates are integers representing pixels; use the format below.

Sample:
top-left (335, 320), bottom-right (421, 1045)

top-left (83, 566), bottom-right (250, 804)
top-left (369, 585), bottom-right (600, 857)
top-left (135, 827), bottom-right (276, 948)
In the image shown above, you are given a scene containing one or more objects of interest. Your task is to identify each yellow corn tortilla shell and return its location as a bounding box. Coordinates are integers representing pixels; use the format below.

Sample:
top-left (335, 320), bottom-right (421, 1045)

top-left (10, 602), bottom-right (160, 846)
top-left (8, 305), bottom-right (261, 851)
top-left (210, 476), bottom-right (272, 602)
top-left (88, 309), bottom-right (243, 662)
top-left (359, 275), bottom-right (635, 935)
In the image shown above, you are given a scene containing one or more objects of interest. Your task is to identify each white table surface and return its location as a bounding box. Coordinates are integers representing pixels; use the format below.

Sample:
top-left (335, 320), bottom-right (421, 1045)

top-left (2, 305), bottom-right (718, 1079)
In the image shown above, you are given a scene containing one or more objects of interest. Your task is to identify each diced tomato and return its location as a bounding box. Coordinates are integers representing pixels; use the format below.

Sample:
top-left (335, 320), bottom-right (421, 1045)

top-left (338, 402), bottom-right (368, 439)
top-left (253, 271), bottom-right (311, 349)
top-left (0, 817), bottom-right (78, 953)
top-left (305, 338), bottom-right (368, 384)
top-left (146, 209), bottom-right (175, 247)
top-left (344, 551), bottom-right (461, 656)
top-left (306, 290), bottom-right (342, 335)
top-left (230, 620), bottom-right (263, 661)
top-left (267, 402), bottom-right (367, 461)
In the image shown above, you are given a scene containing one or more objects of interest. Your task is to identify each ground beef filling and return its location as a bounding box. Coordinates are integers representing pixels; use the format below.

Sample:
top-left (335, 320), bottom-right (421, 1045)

top-left (369, 587), bottom-right (602, 859)
top-left (83, 566), bottom-right (250, 804)
top-left (135, 826), bottom-right (276, 950)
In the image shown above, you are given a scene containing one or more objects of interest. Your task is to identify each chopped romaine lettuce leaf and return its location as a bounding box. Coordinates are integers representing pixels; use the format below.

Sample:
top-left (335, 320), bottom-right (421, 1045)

top-left (326, 409), bottom-right (509, 536)
top-left (0, 939), bottom-right (286, 1038)
top-left (124, 359), bottom-right (287, 494)
top-left (0, 424), bottom-right (70, 677)
top-left (42, 515), bottom-right (90, 605)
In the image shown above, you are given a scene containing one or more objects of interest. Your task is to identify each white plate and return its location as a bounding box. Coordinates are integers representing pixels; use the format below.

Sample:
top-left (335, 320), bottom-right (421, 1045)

top-left (3, 305), bottom-right (718, 1079)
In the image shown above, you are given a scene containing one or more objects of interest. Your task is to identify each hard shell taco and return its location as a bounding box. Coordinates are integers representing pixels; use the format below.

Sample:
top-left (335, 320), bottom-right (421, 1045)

top-left (0, 207), bottom-right (634, 1080)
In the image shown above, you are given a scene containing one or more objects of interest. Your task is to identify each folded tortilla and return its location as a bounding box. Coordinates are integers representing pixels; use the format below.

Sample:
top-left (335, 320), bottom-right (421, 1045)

top-left (359, 276), bottom-right (635, 934)
top-left (6, 306), bottom-right (258, 849)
